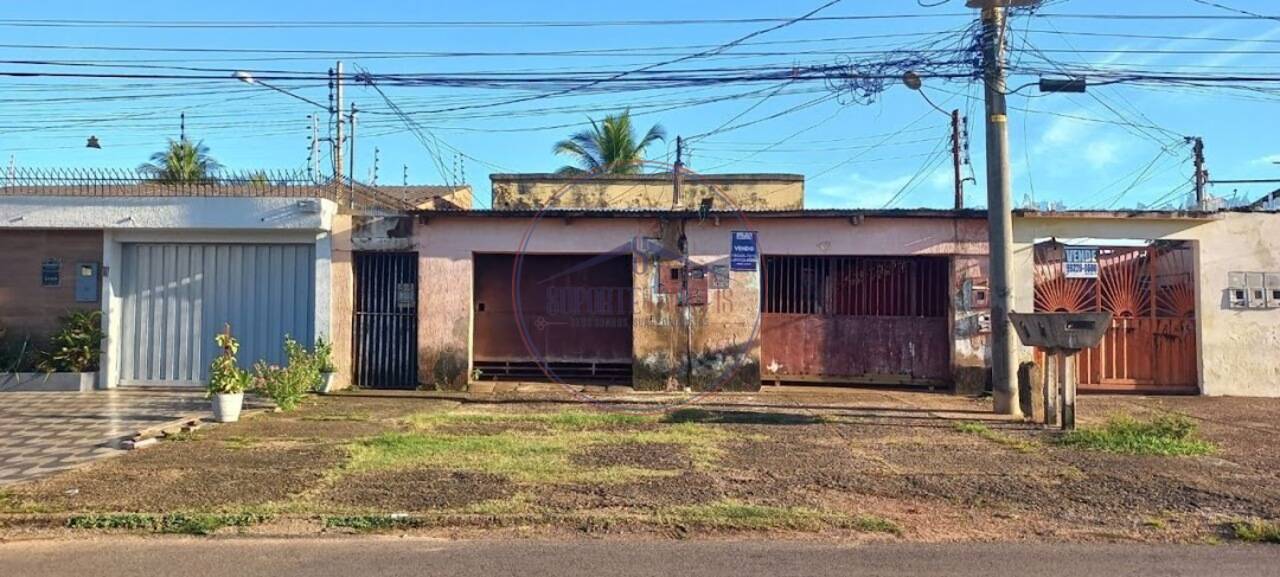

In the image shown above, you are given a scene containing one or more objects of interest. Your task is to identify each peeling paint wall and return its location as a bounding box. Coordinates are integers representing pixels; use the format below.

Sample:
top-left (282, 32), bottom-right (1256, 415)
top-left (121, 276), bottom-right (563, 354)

top-left (751, 216), bottom-right (990, 391)
top-left (414, 214), bottom-right (992, 393)
top-left (1012, 211), bottom-right (1280, 397)
top-left (490, 176), bottom-right (804, 211)
top-left (415, 217), bottom-right (650, 390)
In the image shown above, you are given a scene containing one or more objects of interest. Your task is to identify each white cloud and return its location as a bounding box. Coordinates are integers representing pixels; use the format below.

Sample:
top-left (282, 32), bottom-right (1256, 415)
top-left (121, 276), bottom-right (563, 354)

top-left (814, 173), bottom-right (915, 208)
top-left (1084, 140), bottom-right (1122, 169)
top-left (1039, 116), bottom-right (1089, 149)
top-left (1254, 154), bottom-right (1280, 166)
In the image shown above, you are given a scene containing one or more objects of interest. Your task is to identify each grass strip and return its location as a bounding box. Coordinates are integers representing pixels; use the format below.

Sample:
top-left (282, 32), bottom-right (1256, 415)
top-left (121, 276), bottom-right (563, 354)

top-left (66, 512), bottom-right (269, 535)
top-left (1057, 414), bottom-right (1214, 456)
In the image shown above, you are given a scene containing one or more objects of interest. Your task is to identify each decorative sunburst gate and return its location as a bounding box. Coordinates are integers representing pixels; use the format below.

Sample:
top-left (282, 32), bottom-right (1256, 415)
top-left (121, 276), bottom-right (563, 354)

top-left (1033, 241), bottom-right (1198, 393)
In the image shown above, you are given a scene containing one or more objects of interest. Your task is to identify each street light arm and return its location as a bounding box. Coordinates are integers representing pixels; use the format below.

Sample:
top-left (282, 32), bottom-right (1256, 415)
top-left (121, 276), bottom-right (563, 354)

top-left (235, 72), bottom-right (327, 110)
top-left (916, 87), bottom-right (951, 117)
top-left (256, 80), bottom-right (329, 110)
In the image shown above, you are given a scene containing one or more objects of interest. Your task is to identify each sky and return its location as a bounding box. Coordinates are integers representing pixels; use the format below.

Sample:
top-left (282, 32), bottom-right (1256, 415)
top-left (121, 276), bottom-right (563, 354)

top-left (1, 0), bottom-right (1278, 210)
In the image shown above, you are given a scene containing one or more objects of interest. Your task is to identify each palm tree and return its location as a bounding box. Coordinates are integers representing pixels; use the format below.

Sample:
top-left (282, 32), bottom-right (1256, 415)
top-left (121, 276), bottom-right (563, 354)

top-left (554, 110), bottom-right (666, 175)
top-left (138, 138), bottom-right (222, 183)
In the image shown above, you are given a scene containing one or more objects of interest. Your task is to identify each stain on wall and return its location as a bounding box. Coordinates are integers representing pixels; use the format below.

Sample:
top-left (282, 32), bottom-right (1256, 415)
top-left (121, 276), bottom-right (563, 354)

top-left (490, 174), bottom-right (804, 211)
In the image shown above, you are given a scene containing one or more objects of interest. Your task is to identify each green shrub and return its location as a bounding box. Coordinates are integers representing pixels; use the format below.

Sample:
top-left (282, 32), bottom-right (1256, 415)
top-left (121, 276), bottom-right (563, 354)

top-left (252, 335), bottom-right (324, 410)
top-left (314, 337), bottom-right (336, 374)
top-left (1058, 414), bottom-right (1214, 456)
top-left (0, 323), bottom-right (39, 373)
top-left (35, 310), bottom-right (104, 373)
top-left (1232, 519), bottom-right (1280, 543)
top-left (207, 328), bottom-right (251, 397)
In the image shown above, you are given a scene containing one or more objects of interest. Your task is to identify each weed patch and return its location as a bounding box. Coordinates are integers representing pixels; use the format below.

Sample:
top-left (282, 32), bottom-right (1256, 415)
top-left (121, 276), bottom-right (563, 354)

top-left (663, 408), bottom-right (825, 425)
top-left (348, 410), bottom-right (728, 484)
top-left (66, 512), bottom-right (269, 535)
top-left (662, 499), bottom-right (898, 534)
top-left (406, 409), bottom-right (653, 431)
top-left (324, 514), bottom-right (427, 532)
top-left (1058, 414), bottom-right (1214, 456)
top-left (222, 436), bottom-right (259, 450)
top-left (1232, 519), bottom-right (1280, 543)
top-left (953, 421), bottom-right (1038, 454)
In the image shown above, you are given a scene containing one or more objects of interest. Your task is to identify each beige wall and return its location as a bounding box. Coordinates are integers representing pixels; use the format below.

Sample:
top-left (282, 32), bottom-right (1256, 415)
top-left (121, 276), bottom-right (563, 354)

top-left (328, 214), bottom-right (356, 389)
top-left (0, 230), bottom-right (104, 339)
top-left (1012, 212), bottom-right (1280, 397)
top-left (491, 175), bottom-right (804, 211)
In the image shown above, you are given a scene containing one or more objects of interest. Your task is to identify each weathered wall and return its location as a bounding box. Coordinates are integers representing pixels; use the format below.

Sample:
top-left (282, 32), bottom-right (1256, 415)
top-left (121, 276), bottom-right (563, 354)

top-left (329, 214), bottom-right (356, 389)
top-left (1012, 211), bottom-right (1280, 397)
top-left (751, 216), bottom-right (991, 390)
top-left (416, 214), bottom-right (991, 392)
top-left (490, 174), bottom-right (804, 211)
top-left (415, 216), bottom-right (651, 389)
top-left (0, 230), bottom-right (104, 338)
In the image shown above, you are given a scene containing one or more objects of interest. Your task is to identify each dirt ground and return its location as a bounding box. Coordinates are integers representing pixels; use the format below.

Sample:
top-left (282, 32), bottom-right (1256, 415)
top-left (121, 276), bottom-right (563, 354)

top-left (2, 388), bottom-right (1278, 543)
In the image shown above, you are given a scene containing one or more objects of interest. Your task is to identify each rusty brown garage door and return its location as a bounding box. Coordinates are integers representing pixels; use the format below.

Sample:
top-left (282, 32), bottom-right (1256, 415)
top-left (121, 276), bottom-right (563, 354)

top-left (761, 255), bottom-right (951, 386)
top-left (472, 253), bottom-right (632, 384)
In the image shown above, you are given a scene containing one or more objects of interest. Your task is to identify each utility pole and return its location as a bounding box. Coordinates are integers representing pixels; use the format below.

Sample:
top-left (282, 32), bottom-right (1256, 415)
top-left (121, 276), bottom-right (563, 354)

top-left (348, 101), bottom-right (357, 205)
top-left (1190, 136), bottom-right (1206, 210)
top-left (951, 109), bottom-right (964, 210)
top-left (307, 114), bottom-right (319, 182)
top-left (976, 0), bottom-right (1024, 417)
top-left (403, 164), bottom-right (408, 186)
top-left (372, 146), bottom-right (380, 185)
top-left (332, 62), bottom-right (344, 184)
top-left (179, 111), bottom-right (186, 141)
top-left (673, 136), bottom-right (684, 207)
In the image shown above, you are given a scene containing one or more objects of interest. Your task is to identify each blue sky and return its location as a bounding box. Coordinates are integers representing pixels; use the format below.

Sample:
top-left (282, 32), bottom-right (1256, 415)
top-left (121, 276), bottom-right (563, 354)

top-left (1, 0), bottom-right (1277, 209)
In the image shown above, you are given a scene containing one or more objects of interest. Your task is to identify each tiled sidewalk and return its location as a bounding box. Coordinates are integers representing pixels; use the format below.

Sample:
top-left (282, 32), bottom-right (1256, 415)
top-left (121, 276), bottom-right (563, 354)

top-left (0, 390), bottom-right (207, 486)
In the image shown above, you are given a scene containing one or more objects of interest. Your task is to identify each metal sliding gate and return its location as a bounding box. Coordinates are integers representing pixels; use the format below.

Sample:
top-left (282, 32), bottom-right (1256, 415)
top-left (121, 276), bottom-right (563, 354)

top-left (120, 243), bottom-right (315, 385)
top-left (353, 252), bottom-right (419, 389)
top-left (760, 255), bottom-right (952, 386)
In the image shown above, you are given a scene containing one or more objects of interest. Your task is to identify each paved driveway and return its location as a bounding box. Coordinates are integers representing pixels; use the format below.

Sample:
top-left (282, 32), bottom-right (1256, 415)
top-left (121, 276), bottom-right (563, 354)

top-left (0, 390), bottom-right (207, 486)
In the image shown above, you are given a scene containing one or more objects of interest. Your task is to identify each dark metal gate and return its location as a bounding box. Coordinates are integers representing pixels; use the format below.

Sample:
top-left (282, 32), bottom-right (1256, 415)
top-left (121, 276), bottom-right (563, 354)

top-left (760, 255), bottom-right (952, 386)
top-left (472, 253), bottom-right (633, 384)
top-left (354, 252), bottom-right (419, 389)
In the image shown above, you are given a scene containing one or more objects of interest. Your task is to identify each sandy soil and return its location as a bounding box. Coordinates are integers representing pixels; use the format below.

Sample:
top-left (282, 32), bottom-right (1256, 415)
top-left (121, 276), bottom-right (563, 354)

top-left (3, 390), bottom-right (1277, 543)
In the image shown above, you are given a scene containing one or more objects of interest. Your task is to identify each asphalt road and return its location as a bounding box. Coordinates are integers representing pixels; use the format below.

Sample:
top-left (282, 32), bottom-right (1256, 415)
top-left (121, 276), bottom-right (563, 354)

top-left (1, 538), bottom-right (1277, 577)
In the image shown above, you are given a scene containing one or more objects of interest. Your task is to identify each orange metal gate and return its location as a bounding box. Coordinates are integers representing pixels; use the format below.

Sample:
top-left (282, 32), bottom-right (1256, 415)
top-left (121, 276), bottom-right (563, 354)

top-left (1033, 242), bottom-right (1198, 393)
top-left (761, 255), bottom-right (952, 386)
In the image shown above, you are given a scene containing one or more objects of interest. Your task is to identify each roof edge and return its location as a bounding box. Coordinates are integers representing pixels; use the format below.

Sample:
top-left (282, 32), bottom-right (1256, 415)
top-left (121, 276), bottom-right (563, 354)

top-left (489, 173), bottom-right (805, 183)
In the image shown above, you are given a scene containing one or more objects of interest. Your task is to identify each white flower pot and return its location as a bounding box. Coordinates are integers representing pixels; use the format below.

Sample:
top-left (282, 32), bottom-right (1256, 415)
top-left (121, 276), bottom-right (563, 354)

top-left (318, 372), bottom-right (338, 393)
top-left (212, 392), bottom-right (244, 423)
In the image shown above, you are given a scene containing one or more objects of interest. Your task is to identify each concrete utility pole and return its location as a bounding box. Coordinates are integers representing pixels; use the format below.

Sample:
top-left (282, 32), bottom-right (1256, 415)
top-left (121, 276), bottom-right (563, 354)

top-left (332, 61), bottom-right (345, 183)
top-left (673, 136), bottom-right (685, 207)
top-left (1190, 136), bottom-right (1206, 209)
top-left (952, 109), bottom-right (964, 210)
top-left (348, 102), bottom-right (357, 205)
top-left (974, 0), bottom-right (1030, 416)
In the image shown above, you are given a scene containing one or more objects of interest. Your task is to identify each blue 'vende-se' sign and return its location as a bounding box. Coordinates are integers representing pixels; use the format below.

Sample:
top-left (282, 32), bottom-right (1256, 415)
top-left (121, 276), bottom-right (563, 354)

top-left (730, 231), bottom-right (759, 271)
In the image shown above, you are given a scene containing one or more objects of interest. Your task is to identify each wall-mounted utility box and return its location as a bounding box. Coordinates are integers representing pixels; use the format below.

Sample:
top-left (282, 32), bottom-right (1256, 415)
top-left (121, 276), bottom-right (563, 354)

top-left (967, 283), bottom-right (990, 310)
top-left (1227, 271), bottom-right (1280, 309)
top-left (1265, 273), bottom-right (1280, 309)
top-left (75, 262), bottom-right (100, 303)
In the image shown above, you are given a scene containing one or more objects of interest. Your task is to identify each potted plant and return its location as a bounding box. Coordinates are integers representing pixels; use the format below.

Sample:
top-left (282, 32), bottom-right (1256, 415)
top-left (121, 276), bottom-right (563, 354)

top-left (313, 338), bottom-right (339, 393)
top-left (208, 326), bottom-right (250, 422)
